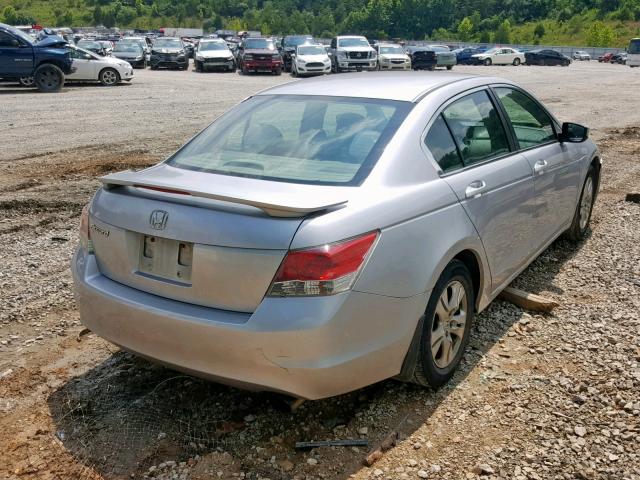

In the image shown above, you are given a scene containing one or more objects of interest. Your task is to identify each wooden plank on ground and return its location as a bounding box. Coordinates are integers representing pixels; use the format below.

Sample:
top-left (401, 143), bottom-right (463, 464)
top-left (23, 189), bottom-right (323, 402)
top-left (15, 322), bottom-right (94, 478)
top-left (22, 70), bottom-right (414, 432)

top-left (498, 286), bottom-right (559, 313)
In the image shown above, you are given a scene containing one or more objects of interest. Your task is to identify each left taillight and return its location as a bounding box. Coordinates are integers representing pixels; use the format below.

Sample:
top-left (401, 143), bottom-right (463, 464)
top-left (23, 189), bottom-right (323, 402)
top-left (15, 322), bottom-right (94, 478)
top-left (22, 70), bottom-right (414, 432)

top-left (267, 231), bottom-right (379, 297)
top-left (79, 204), bottom-right (93, 253)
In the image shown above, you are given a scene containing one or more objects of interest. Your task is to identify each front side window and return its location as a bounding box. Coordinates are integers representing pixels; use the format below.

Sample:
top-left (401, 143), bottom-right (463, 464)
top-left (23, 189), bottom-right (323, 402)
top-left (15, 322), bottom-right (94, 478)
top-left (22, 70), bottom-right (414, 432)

top-left (167, 95), bottom-right (412, 186)
top-left (442, 90), bottom-right (510, 166)
top-left (494, 87), bottom-right (556, 149)
top-left (0, 31), bottom-right (20, 48)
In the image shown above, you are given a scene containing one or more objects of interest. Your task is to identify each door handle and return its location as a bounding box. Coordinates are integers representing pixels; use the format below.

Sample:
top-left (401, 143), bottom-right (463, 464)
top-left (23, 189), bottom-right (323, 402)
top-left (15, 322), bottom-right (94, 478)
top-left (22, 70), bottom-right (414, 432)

top-left (534, 160), bottom-right (548, 174)
top-left (465, 180), bottom-right (486, 199)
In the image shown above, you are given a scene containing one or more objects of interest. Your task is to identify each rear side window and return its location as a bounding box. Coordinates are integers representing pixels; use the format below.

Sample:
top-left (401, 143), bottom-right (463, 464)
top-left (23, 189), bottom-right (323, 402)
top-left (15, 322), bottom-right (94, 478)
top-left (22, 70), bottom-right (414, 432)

top-left (442, 90), bottom-right (510, 165)
top-left (424, 115), bottom-right (463, 172)
top-left (495, 87), bottom-right (556, 149)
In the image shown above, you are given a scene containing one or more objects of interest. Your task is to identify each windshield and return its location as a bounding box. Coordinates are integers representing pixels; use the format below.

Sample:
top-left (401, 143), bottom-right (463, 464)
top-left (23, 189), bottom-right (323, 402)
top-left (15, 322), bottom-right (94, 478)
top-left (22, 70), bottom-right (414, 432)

top-left (10, 27), bottom-right (35, 45)
top-left (484, 48), bottom-right (500, 54)
top-left (199, 41), bottom-right (227, 51)
top-left (154, 38), bottom-right (182, 48)
top-left (379, 46), bottom-right (404, 54)
top-left (113, 43), bottom-right (142, 53)
top-left (338, 37), bottom-right (370, 48)
top-left (429, 45), bottom-right (449, 52)
top-left (284, 36), bottom-right (313, 47)
top-left (167, 95), bottom-right (412, 186)
top-left (629, 39), bottom-right (640, 54)
top-left (297, 45), bottom-right (325, 55)
top-left (243, 38), bottom-right (275, 50)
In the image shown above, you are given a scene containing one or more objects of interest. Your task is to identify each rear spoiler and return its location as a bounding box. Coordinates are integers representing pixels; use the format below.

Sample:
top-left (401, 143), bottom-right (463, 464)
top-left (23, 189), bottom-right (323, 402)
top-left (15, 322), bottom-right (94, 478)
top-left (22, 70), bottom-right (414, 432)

top-left (99, 170), bottom-right (348, 218)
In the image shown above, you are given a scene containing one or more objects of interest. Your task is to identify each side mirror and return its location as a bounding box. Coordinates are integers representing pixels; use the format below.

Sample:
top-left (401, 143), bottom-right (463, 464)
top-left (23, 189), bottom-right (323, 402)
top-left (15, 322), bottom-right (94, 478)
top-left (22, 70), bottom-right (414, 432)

top-left (559, 122), bottom-right (589, 143)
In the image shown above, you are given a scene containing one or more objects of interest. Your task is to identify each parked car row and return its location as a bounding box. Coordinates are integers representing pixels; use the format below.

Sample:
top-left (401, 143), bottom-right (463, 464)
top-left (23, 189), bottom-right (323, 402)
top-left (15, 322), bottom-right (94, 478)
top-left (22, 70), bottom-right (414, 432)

top-left (598, 51), bottom-right (629, 64)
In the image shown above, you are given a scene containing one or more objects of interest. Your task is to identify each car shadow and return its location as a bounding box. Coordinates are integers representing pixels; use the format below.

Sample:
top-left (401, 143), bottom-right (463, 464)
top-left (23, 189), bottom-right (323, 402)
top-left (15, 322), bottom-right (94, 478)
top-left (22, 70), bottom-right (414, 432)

top-left (47, 234), bottom-right (588, 479)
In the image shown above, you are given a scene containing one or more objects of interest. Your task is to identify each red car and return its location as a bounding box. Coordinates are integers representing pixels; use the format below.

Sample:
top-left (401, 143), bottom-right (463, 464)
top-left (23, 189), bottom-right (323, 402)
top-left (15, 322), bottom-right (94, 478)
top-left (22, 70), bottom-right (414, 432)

top-left (598, 52), bottom-right (614, 63)
top-left (237, 37), bottom-right (283, 75)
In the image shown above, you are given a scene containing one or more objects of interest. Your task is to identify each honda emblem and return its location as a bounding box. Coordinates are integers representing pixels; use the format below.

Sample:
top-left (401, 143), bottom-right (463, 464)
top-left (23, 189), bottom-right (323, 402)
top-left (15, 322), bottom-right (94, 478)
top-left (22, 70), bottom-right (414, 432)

top-left (149, 210), bottom-right (168, 230)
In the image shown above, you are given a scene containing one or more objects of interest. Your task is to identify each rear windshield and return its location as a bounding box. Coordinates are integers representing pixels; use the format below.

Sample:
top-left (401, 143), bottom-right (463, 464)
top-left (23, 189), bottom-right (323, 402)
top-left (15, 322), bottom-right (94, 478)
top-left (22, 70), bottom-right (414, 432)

top-left (167, 95), bottom-right (412, 186)
top-left (629, 39), bottom-right (640, 54)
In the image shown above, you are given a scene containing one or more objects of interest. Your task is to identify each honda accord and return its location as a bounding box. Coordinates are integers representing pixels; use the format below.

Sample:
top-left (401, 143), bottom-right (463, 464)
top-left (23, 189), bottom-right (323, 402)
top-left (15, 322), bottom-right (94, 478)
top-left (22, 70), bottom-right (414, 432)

top-left (72, 72), bottom-right (600, 399)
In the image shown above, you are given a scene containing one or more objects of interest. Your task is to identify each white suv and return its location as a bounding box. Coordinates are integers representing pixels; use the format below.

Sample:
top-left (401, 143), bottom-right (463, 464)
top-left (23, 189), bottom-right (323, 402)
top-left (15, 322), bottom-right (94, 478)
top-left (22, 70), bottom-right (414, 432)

top-left (329, 35), bottom-right (377, 72)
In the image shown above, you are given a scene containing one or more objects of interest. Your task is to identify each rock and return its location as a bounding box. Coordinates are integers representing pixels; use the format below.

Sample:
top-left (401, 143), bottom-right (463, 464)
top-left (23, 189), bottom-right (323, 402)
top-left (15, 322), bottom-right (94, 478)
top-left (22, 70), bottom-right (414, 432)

top-left (307, 458), bottom-right (318, 466)
top-left (574, 426), bottom-right (587, 437)
top-left (417, 470), bottom-right (429, 478)
top-left (373, 468), bottom-right (384, 476)
top-left (472, 464), bottom-right (495, 475)
top-left (358, 426), bottom-right (369, 435)
top-left (278, 459), bottom-right (294, 472)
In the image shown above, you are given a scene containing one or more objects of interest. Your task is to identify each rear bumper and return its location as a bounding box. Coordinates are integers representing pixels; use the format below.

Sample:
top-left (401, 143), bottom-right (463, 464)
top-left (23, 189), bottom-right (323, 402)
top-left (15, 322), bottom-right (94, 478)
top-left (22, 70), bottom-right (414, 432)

top-left (72, 249), bottom-right (427, 399)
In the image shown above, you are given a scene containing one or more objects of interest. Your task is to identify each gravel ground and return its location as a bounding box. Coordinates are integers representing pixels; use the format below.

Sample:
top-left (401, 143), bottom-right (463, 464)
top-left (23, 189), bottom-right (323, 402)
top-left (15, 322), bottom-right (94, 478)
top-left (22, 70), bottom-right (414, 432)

top-left (0, 61), bottom-right (639, 480)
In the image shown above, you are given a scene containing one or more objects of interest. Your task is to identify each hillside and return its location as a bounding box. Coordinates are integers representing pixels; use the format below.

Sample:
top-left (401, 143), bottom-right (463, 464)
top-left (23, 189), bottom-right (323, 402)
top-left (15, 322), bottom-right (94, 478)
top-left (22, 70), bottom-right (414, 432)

top-left (1, 0), bottom-right (639, 47)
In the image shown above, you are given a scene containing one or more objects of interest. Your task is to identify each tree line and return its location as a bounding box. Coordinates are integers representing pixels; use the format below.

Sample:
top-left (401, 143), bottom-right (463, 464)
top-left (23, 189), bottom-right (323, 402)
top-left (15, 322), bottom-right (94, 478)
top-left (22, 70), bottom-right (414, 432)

top-left (1, 0), bottom-right (639, 46)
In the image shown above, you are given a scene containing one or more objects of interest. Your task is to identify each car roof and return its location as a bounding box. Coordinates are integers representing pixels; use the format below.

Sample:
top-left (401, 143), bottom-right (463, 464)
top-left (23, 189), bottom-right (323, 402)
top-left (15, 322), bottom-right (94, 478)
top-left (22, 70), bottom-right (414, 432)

top-left (257, 72), bottom-right (496, 103)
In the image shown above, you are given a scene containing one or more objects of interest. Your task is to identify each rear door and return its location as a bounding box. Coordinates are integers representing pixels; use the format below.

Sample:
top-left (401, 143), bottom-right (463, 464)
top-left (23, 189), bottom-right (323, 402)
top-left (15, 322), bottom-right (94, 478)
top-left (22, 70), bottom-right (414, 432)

top-left (425, 88), bottom-right (538, 291)
top-left (493, 86), bottom-right (580, 243)
top-left (0, 30), bottom-right (33, 76)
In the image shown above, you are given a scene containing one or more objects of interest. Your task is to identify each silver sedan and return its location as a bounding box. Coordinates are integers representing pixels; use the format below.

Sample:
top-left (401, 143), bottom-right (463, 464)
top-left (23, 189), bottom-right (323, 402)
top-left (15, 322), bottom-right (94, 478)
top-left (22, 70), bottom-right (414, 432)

top-left (72, 72), bottom-right (600, 399)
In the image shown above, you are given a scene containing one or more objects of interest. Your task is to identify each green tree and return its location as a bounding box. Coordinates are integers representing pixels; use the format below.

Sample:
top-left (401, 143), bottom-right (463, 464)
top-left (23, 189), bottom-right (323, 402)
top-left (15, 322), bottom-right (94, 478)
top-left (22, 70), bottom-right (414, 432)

top-left (586, 21), bottom-right (615, 46)
top-left (2, 6), bottom-right (18, 24)
top-left (457, 16), bottom-right (473, 41)
top-left (493, 19), bottom-right (511, 43)
top-left (534, 22), bottom-right (545, 38)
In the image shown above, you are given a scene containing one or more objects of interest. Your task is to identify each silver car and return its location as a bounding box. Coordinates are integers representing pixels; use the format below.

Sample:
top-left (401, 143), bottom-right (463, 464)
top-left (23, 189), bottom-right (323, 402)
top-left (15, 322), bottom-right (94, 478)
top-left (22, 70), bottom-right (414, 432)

top-left (72, 72), bottom-right (600, 399)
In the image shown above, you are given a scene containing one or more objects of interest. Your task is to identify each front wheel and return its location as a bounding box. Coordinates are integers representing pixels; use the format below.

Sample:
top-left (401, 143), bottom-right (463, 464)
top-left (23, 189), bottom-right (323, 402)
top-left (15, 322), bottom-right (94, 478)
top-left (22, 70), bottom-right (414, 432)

top-left (483, 58), bottom-right (492, 66)
top-left (34, 64), bottom-right (64, 92)
top-left (446, 65), bottom-right (453, 70)
top-left (410, 260), bottom-right (474, 389)
top-left (513, 58), bottom-right (521, 66)
top-left (99, 68), bottom-right (119, 86)
top-left (565, 166), bottom-right (596, 241)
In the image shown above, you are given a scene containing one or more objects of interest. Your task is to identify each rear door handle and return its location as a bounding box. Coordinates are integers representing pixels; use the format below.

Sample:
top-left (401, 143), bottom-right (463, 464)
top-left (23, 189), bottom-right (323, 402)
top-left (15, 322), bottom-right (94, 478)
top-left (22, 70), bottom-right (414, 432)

top-left (534, 160), bottom-right (548, 174)
top-left (465, 180), bottom-right (487, 199)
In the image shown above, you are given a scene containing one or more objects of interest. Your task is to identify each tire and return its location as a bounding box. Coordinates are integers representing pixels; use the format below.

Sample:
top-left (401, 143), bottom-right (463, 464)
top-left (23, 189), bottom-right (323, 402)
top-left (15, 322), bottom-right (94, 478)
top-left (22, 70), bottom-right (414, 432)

top-left (34, 64), bottom-right (64, 93)
top-left (427, 65), bottom-right (435, 71)
top-left (513, 58), bottom-right (521, 66)
top-left (99, 68), bottom-right (119, 86)
top-left (563, 60), bottom-right (570, 67)
top-left (565, 166), bottom-right (597, 241)
top-left (19, 76), bottom-right (35, 87)
top-left (274, 68), bottom-right (282, 75)
top-left (410, 259), bottom-right (475, 389)
top-left (483, 58), bottom-right (492, 66)
top-left (446, 65), bottom-right (453, 70)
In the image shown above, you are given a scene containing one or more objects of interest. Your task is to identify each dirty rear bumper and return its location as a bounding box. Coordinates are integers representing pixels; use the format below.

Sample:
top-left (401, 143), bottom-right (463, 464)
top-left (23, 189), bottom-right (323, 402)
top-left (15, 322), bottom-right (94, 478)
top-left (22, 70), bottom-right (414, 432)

top-left (72, 249), bottom-right (427, 399)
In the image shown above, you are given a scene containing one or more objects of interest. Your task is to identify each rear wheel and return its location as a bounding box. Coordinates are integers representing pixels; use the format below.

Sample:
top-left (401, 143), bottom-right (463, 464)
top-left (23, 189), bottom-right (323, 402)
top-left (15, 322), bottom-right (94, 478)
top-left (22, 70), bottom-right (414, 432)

top-left (99, 68), bottom-right (119, 86)
top-left (410, 260), bottom-right (474, 389)
top-left (512, 58), bottom-right (521, 66)
top-left (34, 64), bottom-right (64, 92)
top-left (19, 76), bottom-right (35, 87)
top-left (483, 58), bottom-right (492, 66)
top-left (565, 166), bottom-right (596, 241)
top-left (195, 60), bottom-right (202, 72)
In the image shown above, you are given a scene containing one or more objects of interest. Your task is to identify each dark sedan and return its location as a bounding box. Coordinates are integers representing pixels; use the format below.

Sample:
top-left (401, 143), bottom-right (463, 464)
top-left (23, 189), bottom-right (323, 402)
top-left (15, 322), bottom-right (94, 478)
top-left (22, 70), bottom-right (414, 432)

top-left (453, 47), bottom-right (485, 65)
top-left (525, 49), bottom-right (571, 66)
top-left (150, 37), bottom-right (189, 70)
top-left (112, 43), bottom-right (147, 68)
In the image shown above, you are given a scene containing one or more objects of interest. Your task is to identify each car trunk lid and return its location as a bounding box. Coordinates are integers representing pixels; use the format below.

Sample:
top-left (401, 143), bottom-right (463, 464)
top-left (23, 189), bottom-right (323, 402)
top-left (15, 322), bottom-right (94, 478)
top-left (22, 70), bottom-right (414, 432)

top-left (89, 165), bottom-right (349, 312)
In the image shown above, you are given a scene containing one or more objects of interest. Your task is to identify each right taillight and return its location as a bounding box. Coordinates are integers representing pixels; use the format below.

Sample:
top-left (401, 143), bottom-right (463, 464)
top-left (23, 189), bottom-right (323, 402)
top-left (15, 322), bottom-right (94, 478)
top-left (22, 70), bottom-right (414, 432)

top-left (267, 231), bottom-right (378, 297)
top-left (79, 204), bottom-right (93, 253)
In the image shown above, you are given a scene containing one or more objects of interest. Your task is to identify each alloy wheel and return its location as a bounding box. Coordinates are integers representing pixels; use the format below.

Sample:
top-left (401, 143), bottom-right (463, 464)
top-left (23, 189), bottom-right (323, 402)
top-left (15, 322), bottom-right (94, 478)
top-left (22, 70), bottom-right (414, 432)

top-left (431, 280), bottom-right (468, 369)
top-left (579, 176), bottom-right (594, 230)
top-left (102, 69), bottom-right (118, 85)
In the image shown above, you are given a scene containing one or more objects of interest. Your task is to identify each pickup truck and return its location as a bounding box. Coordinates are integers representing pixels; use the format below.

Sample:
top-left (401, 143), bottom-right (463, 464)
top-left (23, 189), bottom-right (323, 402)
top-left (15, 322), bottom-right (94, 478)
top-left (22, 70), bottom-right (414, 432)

top-left (329, 35), bottom-right (377, 73)
top-left (0, 23), bottom-right (74, 92)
